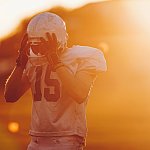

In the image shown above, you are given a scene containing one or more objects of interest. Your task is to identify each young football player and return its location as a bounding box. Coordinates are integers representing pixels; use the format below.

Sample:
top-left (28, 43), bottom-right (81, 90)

top-left (4, 12), bottom-right (107, 150)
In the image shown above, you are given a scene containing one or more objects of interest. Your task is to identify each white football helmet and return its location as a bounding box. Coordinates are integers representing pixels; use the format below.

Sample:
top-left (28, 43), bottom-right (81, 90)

top-left (27, 12), bottom-right (68, 66)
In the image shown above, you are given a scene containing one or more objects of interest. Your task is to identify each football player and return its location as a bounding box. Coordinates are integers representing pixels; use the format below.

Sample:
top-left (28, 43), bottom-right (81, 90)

top-left (4, 12), bottom-right (107, 150)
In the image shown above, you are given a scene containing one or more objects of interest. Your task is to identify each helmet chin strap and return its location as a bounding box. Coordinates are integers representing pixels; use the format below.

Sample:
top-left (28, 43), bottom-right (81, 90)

top-left (29, 56), bottom-right (48, 66)
top-left (28, 47), bottom-right (47, 66)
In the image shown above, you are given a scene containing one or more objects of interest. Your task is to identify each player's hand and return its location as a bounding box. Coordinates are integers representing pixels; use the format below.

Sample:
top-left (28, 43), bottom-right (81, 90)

top-left (40, 32), bottom-right (58, 55)
top-left (16, 33), bottom-right (30, 69)
top-left (40, 32), bottom-right (62, 69)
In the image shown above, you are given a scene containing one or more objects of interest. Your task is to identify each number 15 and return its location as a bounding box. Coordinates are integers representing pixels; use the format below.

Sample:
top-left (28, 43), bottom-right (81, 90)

top-left (34, 65), bottom-right (61, 102)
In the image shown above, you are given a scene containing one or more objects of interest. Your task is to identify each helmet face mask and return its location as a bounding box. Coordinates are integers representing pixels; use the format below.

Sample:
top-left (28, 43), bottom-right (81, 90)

top-left (30, 44), bottom-right (44, 55)
top-left (28, 36), bottom-right (46, 57)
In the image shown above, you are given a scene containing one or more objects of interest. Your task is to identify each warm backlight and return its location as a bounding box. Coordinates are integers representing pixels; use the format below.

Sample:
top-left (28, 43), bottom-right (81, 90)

top-left (8, 122), bottom-right (19, 133)
top-left (0, 0), bottom-right (106, 40)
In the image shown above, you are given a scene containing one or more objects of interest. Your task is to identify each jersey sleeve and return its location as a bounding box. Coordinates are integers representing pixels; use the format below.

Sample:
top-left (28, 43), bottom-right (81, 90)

top-left (77, 49), bottom-right (107, 75)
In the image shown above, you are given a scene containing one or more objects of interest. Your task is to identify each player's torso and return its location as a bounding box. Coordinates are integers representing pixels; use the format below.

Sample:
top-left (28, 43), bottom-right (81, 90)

top-left (26, 45), bottom-right (103, 136)
top-left (27, 47), bottom-right (81, 133)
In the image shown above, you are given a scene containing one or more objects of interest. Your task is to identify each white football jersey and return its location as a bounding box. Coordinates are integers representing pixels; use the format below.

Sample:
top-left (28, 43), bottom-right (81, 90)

top-left (24, 45), bottom-right (107, 138)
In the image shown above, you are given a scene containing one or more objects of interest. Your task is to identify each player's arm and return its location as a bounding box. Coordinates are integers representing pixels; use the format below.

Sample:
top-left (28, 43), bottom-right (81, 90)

top-left (56, 67), bottom-right (96, 103)
top-left (4, 66), bottom-right (30, 102)
top-left (4, 33), bottom-right (30, 102)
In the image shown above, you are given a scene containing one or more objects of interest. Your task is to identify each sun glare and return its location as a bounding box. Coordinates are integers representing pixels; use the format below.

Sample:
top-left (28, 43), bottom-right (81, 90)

top-left (0, 0), bottom-right (106, 40)
top-left (8, 122), bottom-right (19, 133)
top-left (125, 0), bottom-right (150, 32)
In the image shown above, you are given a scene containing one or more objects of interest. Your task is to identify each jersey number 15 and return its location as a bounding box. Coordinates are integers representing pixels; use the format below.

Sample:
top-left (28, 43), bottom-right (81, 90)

top-left (34, 65), bottom-right (61, 102)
